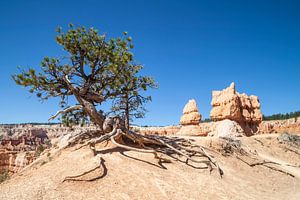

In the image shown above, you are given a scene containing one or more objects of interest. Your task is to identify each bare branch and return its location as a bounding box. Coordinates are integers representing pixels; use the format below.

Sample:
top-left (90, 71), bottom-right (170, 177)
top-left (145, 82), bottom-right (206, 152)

top-left (48, 105), bottom-right (83, 121)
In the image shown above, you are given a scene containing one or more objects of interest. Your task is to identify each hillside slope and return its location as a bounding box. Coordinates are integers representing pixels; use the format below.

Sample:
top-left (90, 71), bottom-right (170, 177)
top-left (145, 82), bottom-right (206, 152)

top-left (0, 134), bottom-right (299, 200)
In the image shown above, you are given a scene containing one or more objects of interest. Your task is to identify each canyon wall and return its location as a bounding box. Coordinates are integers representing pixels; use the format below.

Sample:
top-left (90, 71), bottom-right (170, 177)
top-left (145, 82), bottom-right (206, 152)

top-left (0, 130), bottom-right (47, 174)
top-left (0, 124), bottom-right (100, 174)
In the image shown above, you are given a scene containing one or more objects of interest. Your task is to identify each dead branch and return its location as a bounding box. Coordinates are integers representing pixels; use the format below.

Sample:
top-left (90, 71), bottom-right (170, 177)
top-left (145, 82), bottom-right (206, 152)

top-left (263, 165), bottom-right (295, 178)
top-left (236, 156), bottom-right (295, 178)
top-left (282, 146), bottom-right (300, 156)
top-left (48, 105), bottom-right (83, 121)
top-left (218, 137), bottom-right (298, 178)
top-left (254, 138), bottom-right (264, 146)
top-left (236, 156), bottom-right (280, 167)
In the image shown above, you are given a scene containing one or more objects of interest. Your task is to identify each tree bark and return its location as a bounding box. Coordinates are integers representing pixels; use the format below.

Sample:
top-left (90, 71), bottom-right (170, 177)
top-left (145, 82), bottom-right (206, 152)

top-left (124, 94), bottom-right (130, 130)
top-left (64, 76), bottom-right (105, 132)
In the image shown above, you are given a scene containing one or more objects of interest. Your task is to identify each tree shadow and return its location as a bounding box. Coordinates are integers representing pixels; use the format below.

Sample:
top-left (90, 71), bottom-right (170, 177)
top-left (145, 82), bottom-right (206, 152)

top-left (119, 150), bottom-right (168, 169)
top-left (96, 145), bottom-right (209, 170)
top-left (62, 157), bottom-right (107, 182)
top-left (166, 153), bottom-right (209, 170)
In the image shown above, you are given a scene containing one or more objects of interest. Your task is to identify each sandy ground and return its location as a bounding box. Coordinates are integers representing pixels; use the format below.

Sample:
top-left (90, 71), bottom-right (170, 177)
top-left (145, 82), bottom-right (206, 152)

top-left (0, 134), bottom-right (300, 200)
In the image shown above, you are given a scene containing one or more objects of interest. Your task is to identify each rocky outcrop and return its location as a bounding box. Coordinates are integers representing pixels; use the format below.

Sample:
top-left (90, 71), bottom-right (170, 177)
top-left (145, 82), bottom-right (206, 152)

top-left (133, 117), bottom-right (300, 137)
top-left (177, 99), bottom-right (207, 136)
top-left (210, 83), bottom-right (241, 122)
top-left (238, 94), bottom-right (262, 123)
top-left (259, 118), bottom-right (300, 134)
top-left (210, 82), bottom-right (262, 135)
top-left (0, 151), bottom-right (34, 173)
top-left (132, 123), bottom-right (213, 136)
top-left (0, 124), bottom-right (105, 174)
top-left (209, 119), bottom-right (244, 137)
top-left (180, 99), bottom-right (201, 125)
top-left (133, 126), bottom-right (180, 135)
top-left (0, 128), bottom-right (50, 174)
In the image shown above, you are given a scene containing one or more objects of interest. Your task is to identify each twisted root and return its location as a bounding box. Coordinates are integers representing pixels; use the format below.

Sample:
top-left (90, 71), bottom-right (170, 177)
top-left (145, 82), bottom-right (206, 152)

top-left (66, 128), bottom-right (224, 178)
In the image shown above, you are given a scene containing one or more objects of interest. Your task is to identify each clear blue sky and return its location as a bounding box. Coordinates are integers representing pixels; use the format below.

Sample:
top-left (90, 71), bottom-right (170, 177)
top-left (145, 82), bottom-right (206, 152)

top-left (0, 0), bottom-right (299, 125)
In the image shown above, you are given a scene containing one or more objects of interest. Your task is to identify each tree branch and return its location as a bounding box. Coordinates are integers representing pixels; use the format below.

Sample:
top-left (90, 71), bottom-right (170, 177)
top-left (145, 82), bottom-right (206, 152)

top-left (48, 105), bottom-right (83, 121)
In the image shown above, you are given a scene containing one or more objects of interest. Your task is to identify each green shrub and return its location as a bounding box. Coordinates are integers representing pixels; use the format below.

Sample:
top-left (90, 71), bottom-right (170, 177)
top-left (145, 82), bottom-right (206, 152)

top-left (0, 170), bottom-right (9, 183)
top-left (35, 145), bottom-right (45, 157)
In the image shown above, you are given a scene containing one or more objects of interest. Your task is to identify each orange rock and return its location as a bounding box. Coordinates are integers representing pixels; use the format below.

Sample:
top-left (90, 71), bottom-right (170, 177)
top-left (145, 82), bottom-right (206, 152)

top-left (177, 125), bottom-right (208, 136)
top-left (180, 99), bottom-right (201, 125)
top-left (259, 118), bottom-right (300, 134)
top-left (177, 99), bottom-right (208, 136)
top-left (210, 82), bottom-right (262, 124)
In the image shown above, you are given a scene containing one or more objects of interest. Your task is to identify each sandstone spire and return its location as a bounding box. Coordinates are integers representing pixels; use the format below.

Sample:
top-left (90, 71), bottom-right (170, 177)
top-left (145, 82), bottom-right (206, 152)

top-left (180, 99), bottom-right (201, 125)
top-left (177, 99), bottom-right (207, 136)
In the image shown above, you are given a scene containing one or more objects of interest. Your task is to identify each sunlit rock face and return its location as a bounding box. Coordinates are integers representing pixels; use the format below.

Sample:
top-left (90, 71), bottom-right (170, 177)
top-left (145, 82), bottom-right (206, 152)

top-left (177, 99), bottom-right (207, 136)
top-left (0, 151), bottom-right (34, 173)
top-left (210, 83), bottom-right (241, 122)
top-left (0, 139), bottom-right (36, 174)
top-left (0, 124), bottom-right (101, 174)
top-left (180, 99), bottom-right (202, 125)
top-left (259, 118), bottom-right (300, 134)
top-left (210, 82), bottom-right (263, 135)
top-left (133, 126), bottom-right (180, 135)
top-left (0, 127), bottom-right (49, 174)
top-left (208, 119), bottom-right (245, 138)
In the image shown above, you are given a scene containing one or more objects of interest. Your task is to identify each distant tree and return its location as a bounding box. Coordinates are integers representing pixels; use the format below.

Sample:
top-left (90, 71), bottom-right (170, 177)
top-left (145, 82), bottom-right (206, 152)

top-left (263, 110), bottom-right (300, 121)
top-left (201, 118), bottom-right (212, 123)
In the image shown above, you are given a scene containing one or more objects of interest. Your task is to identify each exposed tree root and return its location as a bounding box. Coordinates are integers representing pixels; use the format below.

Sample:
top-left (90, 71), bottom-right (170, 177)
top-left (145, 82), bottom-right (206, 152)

top-left (74, 128), bottom-right (118, 151)
top-left (122, 130), bottom-right (224, 177)
top-left (263, 165), bottom-right (295, 178)
top-left (254, 138), bottom-right (264, 146)
top-left (236, 156), bottom-right (295, 178)
top-left (285, 147), bottom-right (300, 156)
top-left (62, 156), bottom-right (106, 182)
top-left (111, 130), bottom-right (157, 154)
top-left (219, 137), bottom-right (299, 178)
top-left (63, 128), bottom-right (224, 179)
top-left (236, 156), bottom-right (279, 167)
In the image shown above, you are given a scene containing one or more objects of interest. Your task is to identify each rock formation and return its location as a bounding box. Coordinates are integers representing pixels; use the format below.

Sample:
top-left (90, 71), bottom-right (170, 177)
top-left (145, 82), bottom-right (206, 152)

top-left (177, 99), bottom-right (207, 136)
top-left (210, 82), bottom-right (262, 135)
top-left (0, 151), bottom-right (34, 173)
top-left (259, 117), bottom-right (300, 134)
top-left (209, 119), bottom-right (244, 137)
top-left (180, 99), bottom-right (202, 125)
top-left (0, 126), bottom-right (52, 174)
top-left (0, 124), bottom-right (103, 174)
top-left (133, 126), bottom-right (180, 135)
